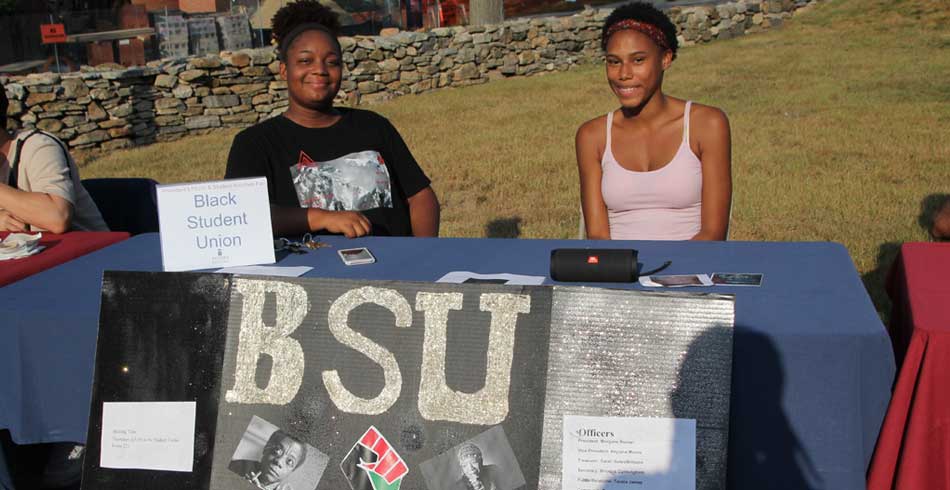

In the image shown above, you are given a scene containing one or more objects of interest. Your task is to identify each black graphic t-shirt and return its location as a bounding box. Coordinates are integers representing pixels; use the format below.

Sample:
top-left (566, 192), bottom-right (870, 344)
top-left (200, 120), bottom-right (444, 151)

top-left (225, 109), bottom-right (431, 236)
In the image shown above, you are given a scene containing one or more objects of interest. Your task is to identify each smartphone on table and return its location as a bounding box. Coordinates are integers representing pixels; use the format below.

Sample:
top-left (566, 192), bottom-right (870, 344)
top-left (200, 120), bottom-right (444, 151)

top-left (338, 247), bottom-right (376, 265)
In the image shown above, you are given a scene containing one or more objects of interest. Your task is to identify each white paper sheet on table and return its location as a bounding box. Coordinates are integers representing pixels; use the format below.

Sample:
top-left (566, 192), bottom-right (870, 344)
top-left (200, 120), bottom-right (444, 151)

top-left (100, 401), bottom-right (196, 472)
top-left (0, 232), bottom-right (43, 260)
top-left (214, 265), bottom-right (313, 277)
top-left (437, 271), bottom-right (546, 285)
top-left (563, 415), bottom-right (696, 490)
top-left (0, 245), bottom-right (44, 261)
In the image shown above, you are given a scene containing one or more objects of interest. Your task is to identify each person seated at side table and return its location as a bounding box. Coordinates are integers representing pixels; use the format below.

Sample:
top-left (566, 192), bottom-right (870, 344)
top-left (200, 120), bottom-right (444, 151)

top-left (575, 2), bottom-right (732, 240)
top-left (932, 199), bottom-right (950, 240)
top-left (224, 0), bottom-right (440, 238)
top-left (0, 84), bottom-right (108, 233)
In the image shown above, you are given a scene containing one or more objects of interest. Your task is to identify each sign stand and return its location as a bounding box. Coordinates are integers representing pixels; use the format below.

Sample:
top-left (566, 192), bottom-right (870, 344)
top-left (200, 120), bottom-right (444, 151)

top-left (50, 16), bottom-right (59, 73)
top-left (40, 15), bottom-right (66, 73)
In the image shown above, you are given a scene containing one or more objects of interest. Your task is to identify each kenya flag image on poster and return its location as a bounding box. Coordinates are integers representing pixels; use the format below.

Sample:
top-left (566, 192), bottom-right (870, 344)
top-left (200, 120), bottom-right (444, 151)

top-left (340, 427), bottom-right (408, 490)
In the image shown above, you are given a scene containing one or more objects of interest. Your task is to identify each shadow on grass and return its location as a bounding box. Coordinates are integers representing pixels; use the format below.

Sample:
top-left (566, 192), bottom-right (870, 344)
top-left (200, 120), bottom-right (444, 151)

top-left (485, 217), bottom-right (522, 238)
top-left (861, 193), bottom-right (950, 323)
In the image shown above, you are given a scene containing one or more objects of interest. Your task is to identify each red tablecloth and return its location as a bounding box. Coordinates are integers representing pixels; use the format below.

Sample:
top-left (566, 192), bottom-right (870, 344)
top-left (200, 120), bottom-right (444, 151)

top-left (0, 231), bottom-right (130, 287)
top-left (867, 242), bottom-right (950, 489)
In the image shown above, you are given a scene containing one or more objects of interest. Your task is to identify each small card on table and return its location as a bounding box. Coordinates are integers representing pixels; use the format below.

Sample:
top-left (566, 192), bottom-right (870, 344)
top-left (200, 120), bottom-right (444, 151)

top-left (711, 273), bottom-right (764, 287)
top-left (639, 274), bottom-right (713, 288)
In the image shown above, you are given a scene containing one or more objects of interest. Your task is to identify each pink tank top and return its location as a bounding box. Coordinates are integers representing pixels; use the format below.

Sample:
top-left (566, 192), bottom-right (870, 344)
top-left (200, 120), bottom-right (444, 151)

top-left (601, 101), bottom-right (702, 240)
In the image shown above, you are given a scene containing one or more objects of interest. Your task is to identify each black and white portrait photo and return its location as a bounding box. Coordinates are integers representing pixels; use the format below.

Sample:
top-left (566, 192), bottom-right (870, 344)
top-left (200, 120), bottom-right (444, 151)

top-left (228, 416), bottom-right (329, 490)
top-left (420, 426), bottom-right (526, 490)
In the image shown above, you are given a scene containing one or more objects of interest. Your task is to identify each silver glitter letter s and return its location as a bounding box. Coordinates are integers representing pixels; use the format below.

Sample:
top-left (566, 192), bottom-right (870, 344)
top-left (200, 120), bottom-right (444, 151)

top-left (225, 279), bottom-right (308, 405)
top-left (323, 287), bottom-right (412, 415)
top-left (416, 292), bottom-right (530, 424)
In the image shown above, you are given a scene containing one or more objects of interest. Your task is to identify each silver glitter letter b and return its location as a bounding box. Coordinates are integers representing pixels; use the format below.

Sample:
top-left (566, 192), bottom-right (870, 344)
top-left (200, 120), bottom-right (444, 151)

top-left (416, 292), bottom-right (530, 424)
top-left (323, 287), bottom-right (412, 415)
top-left (225, 279), bottom-right (308, 405)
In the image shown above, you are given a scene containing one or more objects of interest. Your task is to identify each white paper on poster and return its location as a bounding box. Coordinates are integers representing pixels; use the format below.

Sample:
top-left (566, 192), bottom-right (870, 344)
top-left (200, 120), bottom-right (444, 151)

top-left (437, 271), bottom-right (546, 285)
top-left (100, 401), bottom-right (197, 472)
top-left (156, 177), bottom-right (275, 272)
top-left (562, 415), bottom-right (696, 490)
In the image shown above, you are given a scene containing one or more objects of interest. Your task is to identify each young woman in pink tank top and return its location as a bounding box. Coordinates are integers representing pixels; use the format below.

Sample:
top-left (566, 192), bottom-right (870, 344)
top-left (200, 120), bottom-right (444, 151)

top-left (575, 2), bottom-right (732, 241)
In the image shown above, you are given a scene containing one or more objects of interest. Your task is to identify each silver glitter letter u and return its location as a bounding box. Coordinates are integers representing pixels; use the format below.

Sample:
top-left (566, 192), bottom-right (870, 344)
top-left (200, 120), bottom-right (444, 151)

top-left (225, 279), bottom-right (308, 405)
top-left (416, 292), bottom-right (530, 424)
top-left (323, 286), bottom-right (412, 415)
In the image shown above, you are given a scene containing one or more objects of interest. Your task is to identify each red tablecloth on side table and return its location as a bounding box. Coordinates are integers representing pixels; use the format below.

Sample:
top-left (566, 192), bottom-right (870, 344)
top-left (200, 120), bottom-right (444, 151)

top-left (0, 231), bottom-right (130, 288)
top-left (868, 242), bottom-right (950, 490)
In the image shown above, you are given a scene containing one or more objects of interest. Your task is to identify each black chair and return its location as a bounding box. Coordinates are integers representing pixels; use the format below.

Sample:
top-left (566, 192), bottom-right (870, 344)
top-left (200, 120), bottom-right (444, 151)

top-left (81, 178), bottom-right (160, 235)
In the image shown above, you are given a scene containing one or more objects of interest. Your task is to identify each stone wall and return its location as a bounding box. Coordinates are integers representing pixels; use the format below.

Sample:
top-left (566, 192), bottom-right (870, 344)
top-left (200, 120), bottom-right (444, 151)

top-left (1, 0), bottom-right (819, 152)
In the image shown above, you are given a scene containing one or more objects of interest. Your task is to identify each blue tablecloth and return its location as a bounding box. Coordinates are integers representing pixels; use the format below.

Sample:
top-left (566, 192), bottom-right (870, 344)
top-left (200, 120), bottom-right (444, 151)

top-left (0, 234), bottom-right (894, 490)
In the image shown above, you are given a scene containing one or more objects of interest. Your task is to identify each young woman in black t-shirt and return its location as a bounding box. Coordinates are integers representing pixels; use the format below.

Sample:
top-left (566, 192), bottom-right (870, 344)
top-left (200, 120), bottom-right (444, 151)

top-left (225, 0), bottom-right (440, 237)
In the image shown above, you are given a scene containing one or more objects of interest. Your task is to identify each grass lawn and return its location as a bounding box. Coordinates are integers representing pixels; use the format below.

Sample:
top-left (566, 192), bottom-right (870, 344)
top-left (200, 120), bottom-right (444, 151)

top-left (77, 0), bottom-right (950, 317)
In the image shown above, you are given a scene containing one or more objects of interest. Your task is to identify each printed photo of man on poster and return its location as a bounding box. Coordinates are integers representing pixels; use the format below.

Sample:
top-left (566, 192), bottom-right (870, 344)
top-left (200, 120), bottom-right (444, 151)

top-left (229, 416), bottom-right (329, 490)
top-left (420, 426), bottom-right (526, 490)
top-left (452, 443), bottom-right (502, 490)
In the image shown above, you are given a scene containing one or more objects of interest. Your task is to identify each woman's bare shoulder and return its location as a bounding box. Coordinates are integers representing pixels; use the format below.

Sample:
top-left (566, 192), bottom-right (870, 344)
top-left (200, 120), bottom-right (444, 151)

top-left (689, 102), bottom-right (730, 131)
top-left (576, 113), bottom-right (609, 142)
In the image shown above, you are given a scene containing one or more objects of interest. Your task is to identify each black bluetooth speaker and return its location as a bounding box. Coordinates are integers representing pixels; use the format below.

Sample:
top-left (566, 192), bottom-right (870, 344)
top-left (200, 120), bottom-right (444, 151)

top-left (550, 248), bottom-right (639, 283)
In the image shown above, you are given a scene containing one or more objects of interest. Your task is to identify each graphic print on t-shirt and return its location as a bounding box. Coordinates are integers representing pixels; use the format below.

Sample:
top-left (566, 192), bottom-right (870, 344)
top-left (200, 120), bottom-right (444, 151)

top-left (290, 150), bottom-right (393, 211)
top-left (298, 150), bottom-right (316, 166)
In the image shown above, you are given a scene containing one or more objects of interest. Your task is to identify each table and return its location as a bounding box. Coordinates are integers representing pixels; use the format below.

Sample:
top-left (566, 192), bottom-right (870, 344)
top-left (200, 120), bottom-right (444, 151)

top-left (0, 231), bottom-right (130, 288)
top-left (0, 60), bottom-right (46, 76)
top-left (0, 234), bottom-right (894, 490)
top-left (867, 242), bottom-right (950, 490)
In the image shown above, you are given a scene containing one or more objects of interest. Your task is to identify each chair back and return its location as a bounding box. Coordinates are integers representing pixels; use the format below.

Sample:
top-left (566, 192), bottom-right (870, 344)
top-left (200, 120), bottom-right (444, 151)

top-left (81, 178), bottom-right (160, 235)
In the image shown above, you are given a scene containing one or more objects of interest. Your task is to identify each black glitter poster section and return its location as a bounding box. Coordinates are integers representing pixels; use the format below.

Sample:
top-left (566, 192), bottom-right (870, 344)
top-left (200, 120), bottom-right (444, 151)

top-left (82, 271), bottom-right (233, 490)
top-left (208, 277), bottom-right (553, 490)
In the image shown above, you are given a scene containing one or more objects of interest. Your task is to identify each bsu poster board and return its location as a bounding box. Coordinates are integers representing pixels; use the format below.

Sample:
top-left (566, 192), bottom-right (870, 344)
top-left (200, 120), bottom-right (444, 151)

top-left (83, 272), bottom-right (734, 490)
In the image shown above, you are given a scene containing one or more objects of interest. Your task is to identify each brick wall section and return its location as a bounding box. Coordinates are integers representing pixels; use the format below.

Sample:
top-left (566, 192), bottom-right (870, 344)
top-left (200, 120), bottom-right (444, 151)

top-left (1, 0), bottom-right (818, 152)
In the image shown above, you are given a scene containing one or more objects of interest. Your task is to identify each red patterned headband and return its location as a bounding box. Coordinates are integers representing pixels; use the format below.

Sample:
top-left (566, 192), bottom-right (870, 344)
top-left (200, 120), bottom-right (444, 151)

top-left (604, 19), bottom-right (670, 52)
